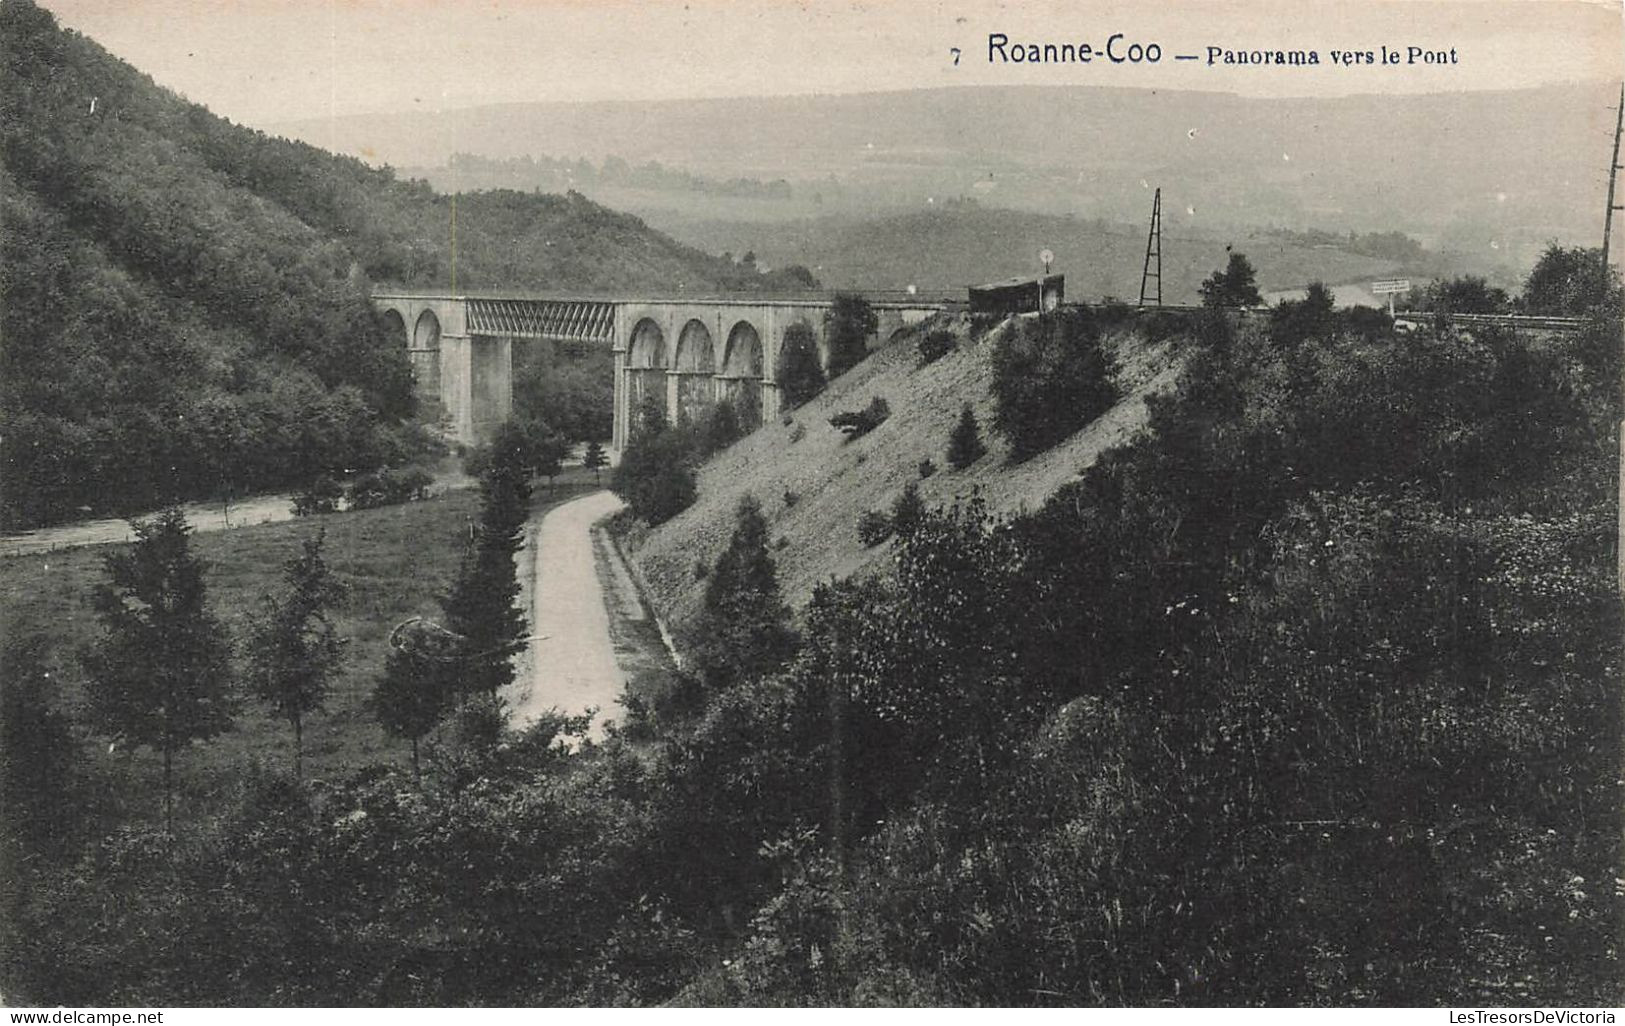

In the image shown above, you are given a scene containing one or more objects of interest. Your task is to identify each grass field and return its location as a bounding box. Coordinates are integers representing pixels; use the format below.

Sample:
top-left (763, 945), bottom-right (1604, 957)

top-left (1, 476), bottom-right (598, 834)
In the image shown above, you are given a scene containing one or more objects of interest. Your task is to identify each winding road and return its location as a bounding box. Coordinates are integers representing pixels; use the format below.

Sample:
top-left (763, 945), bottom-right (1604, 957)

top-left (506, 489), bottom-right (630, 739)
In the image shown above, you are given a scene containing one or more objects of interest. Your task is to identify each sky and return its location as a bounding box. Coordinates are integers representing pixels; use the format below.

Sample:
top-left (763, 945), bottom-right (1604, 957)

top-left (38, 0), bottom-right (1625, 131)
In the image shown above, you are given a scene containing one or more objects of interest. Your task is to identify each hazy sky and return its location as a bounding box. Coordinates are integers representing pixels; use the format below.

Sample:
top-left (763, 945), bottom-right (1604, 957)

top-left (39, 0), bottom-right (1625, 130)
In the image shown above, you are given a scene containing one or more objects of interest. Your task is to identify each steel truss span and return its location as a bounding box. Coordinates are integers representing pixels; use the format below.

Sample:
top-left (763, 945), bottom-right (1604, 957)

top-left (466, 298), bottom-right (617, 342)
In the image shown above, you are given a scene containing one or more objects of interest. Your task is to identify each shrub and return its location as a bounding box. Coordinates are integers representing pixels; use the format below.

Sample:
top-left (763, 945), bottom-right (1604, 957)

top-left (1268, 281), bottom-right (1337, 349)
top-left (344, 470), bottom-right (386, 510)
top-left (856, 510), bottom-right (893, 547)
top-left (698, 399), bottom-right (743, 457)
top-left (612, 421), bottom-right (697, 526)
top-left (891, 483), bottom-right (925, 539)
top-left (829, 397), bottom-right (890, 441)
top-left (990, 310), bottom-right (1118, 461)
top-left (783, 488), bottom-right (800, 508)
top-left (947, 404), bottom-right (986, 470)
top-left (292, 474), bottom-right (342, 516)
top-left (346, 466), bottom-right (434, 510)
top-left (917, 329), bottom-right (956, 365)
top-left (918, 458), bottom-right (937, 479)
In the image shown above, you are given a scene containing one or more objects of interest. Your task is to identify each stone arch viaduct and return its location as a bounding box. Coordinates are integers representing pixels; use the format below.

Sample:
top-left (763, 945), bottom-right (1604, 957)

top-left (372, 292), bottom-right (948, 451)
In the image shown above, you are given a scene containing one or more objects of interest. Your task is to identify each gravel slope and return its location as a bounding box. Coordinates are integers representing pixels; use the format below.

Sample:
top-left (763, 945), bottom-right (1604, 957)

top-left (626, 314), bottom-right (1184, 633)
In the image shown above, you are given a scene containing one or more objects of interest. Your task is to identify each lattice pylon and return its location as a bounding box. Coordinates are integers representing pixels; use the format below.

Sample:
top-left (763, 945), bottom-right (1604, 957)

top-left (1139, 188), bottom-right (1163, 308)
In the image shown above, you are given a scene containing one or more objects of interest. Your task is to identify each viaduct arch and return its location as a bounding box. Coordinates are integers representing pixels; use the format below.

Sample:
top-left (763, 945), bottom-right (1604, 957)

top-left (371, 292), bottom-right (944, 451)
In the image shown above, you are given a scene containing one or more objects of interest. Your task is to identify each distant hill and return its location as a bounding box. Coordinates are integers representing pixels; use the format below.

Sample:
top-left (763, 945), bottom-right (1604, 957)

top-left (651, 206), bottom-right (1407, 303)
top-left (0, 0), bottom-right (801, 529)
top-left (273, 82), bottom-right (1614, 267)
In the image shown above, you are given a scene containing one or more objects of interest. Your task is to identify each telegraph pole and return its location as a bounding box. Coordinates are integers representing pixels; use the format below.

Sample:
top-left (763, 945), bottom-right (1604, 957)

top-left (1608, 85), bottom-right (1625, 596)
top-left (1139, 188), bottom-right (1163, 307)
top-left (1603, 84), bottom-right (1622, 274)
top-left (1611, 85), bottom-right (1625, 992)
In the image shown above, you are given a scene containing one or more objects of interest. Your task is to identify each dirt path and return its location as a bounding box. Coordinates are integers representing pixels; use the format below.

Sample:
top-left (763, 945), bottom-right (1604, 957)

top-left (0, 464), bottom-right (475, 559)
top-left (506, 489), bottom-right (629, 739)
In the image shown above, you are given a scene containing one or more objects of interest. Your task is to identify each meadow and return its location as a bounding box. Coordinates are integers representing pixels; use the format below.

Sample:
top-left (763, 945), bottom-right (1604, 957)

top-left (0, 479), bottom-right (596, 834)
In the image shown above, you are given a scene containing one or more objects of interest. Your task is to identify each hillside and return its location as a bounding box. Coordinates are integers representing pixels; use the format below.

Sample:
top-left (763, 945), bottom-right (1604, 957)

top-left (625, 313), bottom-right (1183, 632)
top-left (0, 0), bottom-right (804, 530)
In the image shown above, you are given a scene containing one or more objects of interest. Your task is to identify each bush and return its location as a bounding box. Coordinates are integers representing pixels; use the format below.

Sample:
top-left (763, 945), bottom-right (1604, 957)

top-left (990, 311), bottom-right (1118, 461)
top-left (347, 466), bottom-right (434, 510)
top-left (917, 330), bottom-right (956, 365)
top-left (697, 399), bottom-right (744, 457)
top-left (345, 470), bottom-right (387, 510)
top-left (1268, 281), bottom-right (1337, 349)
top-left (890, 483), bottom-right (925, 539)
top-left (611, 422), bottom-right (697, 526)
top-left (917, 458), bottom-right (937, 479)
top-left (292, 474), bottom-right (342, 516)
top-left (829, 397), bottom-right (890, 441)
top-left (856, 510), bottom-right (893, 547)
top-left (783, 488), bottom-right (800, 508)
top-left (947, 404), bottom-right (986, 470)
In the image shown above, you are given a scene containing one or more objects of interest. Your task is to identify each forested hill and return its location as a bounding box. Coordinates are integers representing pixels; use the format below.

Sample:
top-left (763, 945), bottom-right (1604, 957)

top-left (0, 0), bottom-right (802, 531)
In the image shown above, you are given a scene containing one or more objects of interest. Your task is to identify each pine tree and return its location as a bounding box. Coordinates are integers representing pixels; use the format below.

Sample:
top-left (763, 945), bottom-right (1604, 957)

top-left (441, 421), bottom-right (533, 701)
top-left (891, 482), bottom-right (926, 539)
top-left (85, 508), bottom-right (235, 829)
top-left (1199, 252), bottom-right (1263, 308)
top-left (582, 440), bottom-right (608, 485)
top-left (690, 495), bottom-right (797, 690)
top-left (477, 421), bottom-right (535, 554)
top-left (247, 530), bottom-right (345, 778)
top-left (947, 403), bottom-right (987, 470)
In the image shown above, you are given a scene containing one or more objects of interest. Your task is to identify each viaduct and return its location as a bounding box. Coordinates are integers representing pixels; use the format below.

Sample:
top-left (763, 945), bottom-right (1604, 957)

top-left (372, 292), bottom-right (950, 451)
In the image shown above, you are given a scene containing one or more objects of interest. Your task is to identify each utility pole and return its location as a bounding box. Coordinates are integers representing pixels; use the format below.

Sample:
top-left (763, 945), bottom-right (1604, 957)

top-left (1139, 187), bottom-right (1163, 307)
top-left (1609, 85), bottom-right (1625, 980)
top-left (1603, 84), bottom-right (1623, 274)
top-left (1608, 86), bottom-right (1625, 597)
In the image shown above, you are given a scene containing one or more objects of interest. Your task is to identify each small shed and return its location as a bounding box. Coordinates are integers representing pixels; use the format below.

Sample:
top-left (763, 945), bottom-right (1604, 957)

top-left (968, 274), bottom-right (1064, 316)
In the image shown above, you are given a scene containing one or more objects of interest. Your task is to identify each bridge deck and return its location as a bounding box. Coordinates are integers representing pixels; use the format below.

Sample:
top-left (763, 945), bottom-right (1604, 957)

top-left (373, 289), bottom-right (963, 309)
